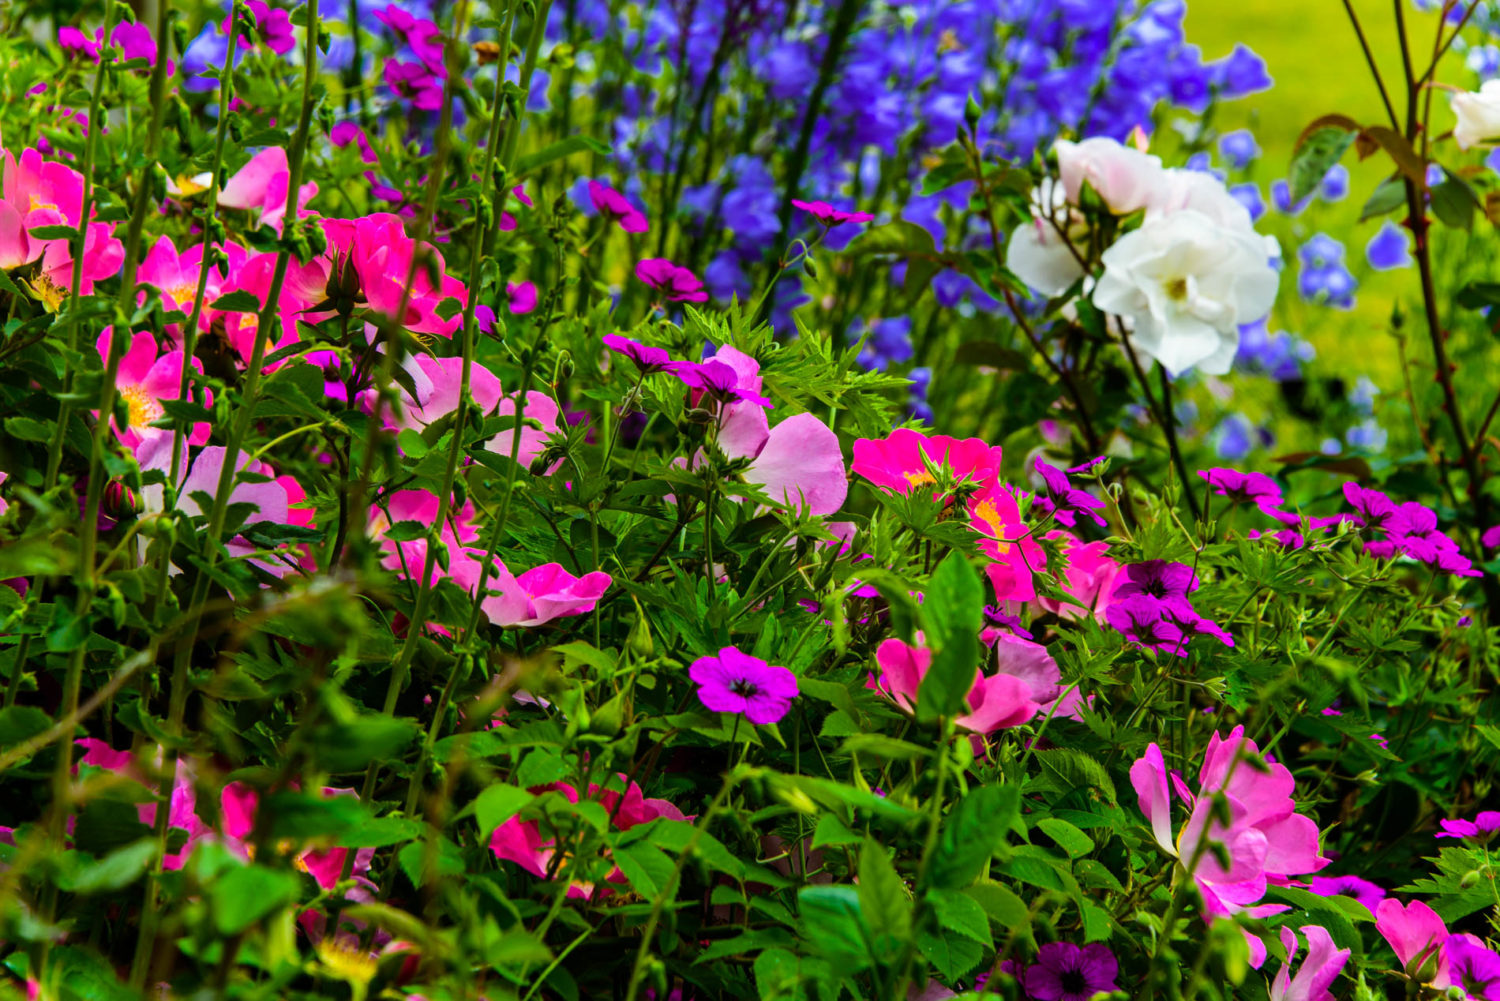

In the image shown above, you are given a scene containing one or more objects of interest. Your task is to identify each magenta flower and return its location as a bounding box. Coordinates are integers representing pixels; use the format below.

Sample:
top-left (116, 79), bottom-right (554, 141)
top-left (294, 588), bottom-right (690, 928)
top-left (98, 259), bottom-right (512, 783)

top-left (1308, 874), bottom-right (1385, 914)
top-left (602, 333), bottom-right (683, 376)
top-left (1032, 459), bottom-right (1107, 528)
top-left (1111, 560), bottom-right (1200, 605)
top-left (1023, 943), bottom-right (1119, 1001)
top-left (1271, 926), bottom-right (1349, 1001)
top-left (852, 429), bottom-right (1003, 497)
top-left (1376, 898), bottom-right (1448, 979)
top-left (589, 180), bottom-right (649, 233)
top-left (1107, 594), bottom-right (1189, 655)
top-left (330, 122), bottom-right (378, 164)
top-left (868, 634), bottom-right (1050, 733)
top-left (1436, 810), bottom-right (1500, 840)
top-left (383, 58), bottom-right (443, 111)
top-left (1036, 532), bottom-right (1122, 623)
top-left (96, 327), bottom-right (211, 467)
top-left (635, 257), bottom-right (709, 303)
top-left (507, 280), bottom-right (538, 314)
top-left (1200, 467), bottom-right (1283, 508)
top-left (689, 647), bottom-right (798, 724)
top-left (676, 359), bottom-right (771, 407)
top-left (1445, 933), bottom-right (1500, 999)
top-left (790, 199), bottom-right (874, 227)
top-left (1342, 481), bottom-right (1398, 530)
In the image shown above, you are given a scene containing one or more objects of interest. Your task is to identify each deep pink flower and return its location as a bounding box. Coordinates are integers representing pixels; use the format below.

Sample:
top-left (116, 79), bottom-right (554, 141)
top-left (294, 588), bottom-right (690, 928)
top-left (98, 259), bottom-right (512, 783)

top-left (452, 554), bottom-right (611, 628)
top-left (482, 390), bottom-right (566, 473)
top-left (369, 489), bottom-right (479, 587)
top-left (1023, 943), bottom-right (1118, 1001)
top-left (1445, 933), bottom-right (1500, 999)
top-left (1032, 458), bottom-right (1106, 528)
top-left (589, 180), bottom-right (649, 233)
top-left (1106, 594), bottom-right (1188, 655)
top-left (1036, 532), bottom-right (1121, 622)
top-left (96, 327), bottom-right (211, 466)
top-left (852, 429), bottom-right (1003, 498)
top-left (971, 486), bottom-right (1047, 604)
top-left (677, 359), bottom-right (771, 407)
top-left (868, 635), bottom-right (1047, 733)
top-left (383, 58), bottom-right (443, 110)
top-left (635, 257), bottom-right (708, 303)
top-left (689, 647), bottom-right (798, 724)
top-left (507, 281), bottom-right (538, 314)
top-left (1342, 481), bottom-right (1397, 530)
top-left (1376, 898), bottom-right (1448, 979)
top-left (791, 199), bottom-right (874, 226)
top-left (330, 122), bottom-right (378, 164)
top-left (1271, 926), bottom-right (1349, 1001)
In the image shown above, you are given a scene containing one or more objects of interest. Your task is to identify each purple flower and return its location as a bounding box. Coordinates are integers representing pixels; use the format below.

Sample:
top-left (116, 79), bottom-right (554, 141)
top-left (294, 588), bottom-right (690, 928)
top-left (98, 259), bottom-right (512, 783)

top-left (676, 360), bottom-right (771, 408)
top-left (1367, 221), bottom-right (1412, 271)
top-left (1105, 594), bottom-right (1187, 656)
top-left (1446, 933), bottom-right (1500, 1000)
top-left (791, 199), bottom-right (874, 227)
top-left (384, 58), bottom-right (443, 110)
top-left (589, 180), bottom-right (649, 233)
top-left (1213, 43), bottom-right (1273, 97)
top-left (1198, 468), bottom-right (1282, 508)
top-left (1161, 603), bottom-right (1235, 648)
top-left (636, 258), bottom-right (709, 303)
top-left (1342, 482), bottom-right (1397, 530)
top-left (1218, 129), bottom-right (1261, 169)
top-left (689, 647), bottom-right (798, 724)
top-left (1023, 943), bottom-right (1120, 1001)
top-left (1436, 811), bottom-right (1500, 840)
top-left (1308, 874), bottom-right (1386, 914)
top-left (603, 334), bottom-right (682, 376)
top-left (1111, 560), bottom-right (1200, 604)
top-left (1032, 459), bottom-right (1107, 528)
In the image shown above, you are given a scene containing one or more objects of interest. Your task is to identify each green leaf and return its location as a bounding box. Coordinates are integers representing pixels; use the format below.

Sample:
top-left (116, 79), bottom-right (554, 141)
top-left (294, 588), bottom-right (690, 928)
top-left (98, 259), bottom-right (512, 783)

top-left (396, 837), bottom-right (466, 887)
top-left (927, 784), bottom-right (1020, 890)
top-left (65, 840), bottom-right (157, 894)
top-left (797, 885), bottom-right (871, 969)
top-left (1289, 126), bottom-right (1357, 203)
top-left (612, 841), bottom-right (675, 899)
top-left (963, 880), bottom-right (1030, 933)
top-left (0, 706), bottom-right (50, 749)
top-left (857, 838), bottom-right (911, 944)
top-left (812, 813), bottom-right (862, 849)
top-left (846, 220), bottom-right (939, 258)
top-left (209, 289), bottom-right (262, 313)
top-left (916, 924), bottom-right (984, 981)
top-left (926, 887), bottom-right (990, 944)
top-left (917, 553), bottom-right (985, 721)
top-left (209, 864), bottom-right (301, 933)
top-left (1359, 177), bottom-right (1407, 222)
top-left (4, 415), bottom-right (53, 442)
top-left (262, 790), bottom-right (369, 841)
top-left (1036, 817), bottom-right (1095, 858)
top-left (515, 134), bottom-right (610, 174)
top-left (1432, 168), bottom-right (1481, 231)
top-left (311, 715), bottom-right (418, 772)
top-left (475, 784), bottom-right (534, 838)
top-left (1457, 281), bottom-right (1500, 311)
top-left (28, 224), bottom-right (82, 242)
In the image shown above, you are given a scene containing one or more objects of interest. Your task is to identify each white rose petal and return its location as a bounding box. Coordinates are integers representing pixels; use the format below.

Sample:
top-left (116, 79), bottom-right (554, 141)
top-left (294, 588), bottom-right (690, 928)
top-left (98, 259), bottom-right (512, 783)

top-left (1452, 80), bottom-right (1500, 150)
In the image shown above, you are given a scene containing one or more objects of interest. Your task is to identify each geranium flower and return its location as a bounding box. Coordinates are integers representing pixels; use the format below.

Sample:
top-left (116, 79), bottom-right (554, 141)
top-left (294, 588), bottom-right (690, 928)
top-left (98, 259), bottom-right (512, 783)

top-left (1376, 898), bottom-right (1449, 980)
top-left (1199, 467), bottom-right (1282, 509)
top-left (507, 281), bottom-right (538, 314)
top-left (790, 199), bottom-right (874, 226)
top-left (689, 647), bottom-right (798, 724)
top-left (635, 257), bottom-right (709, 303)
top-left (1271, 926), bottom-right (1349, 1001)
top-left (677, 359), bottom-right (771, 408)
top-left (602, 333), bottom-right (683, 376)
top-left (1035, 531), bottom-right (1121, 623)
top-left (588, 180), bottom-right (649, 233)
top-left (852, 428), bottom-right (1003, 498)
top-left (384, 58), bottom-right (443, 110)
top-left (1023, 942), bottom-right (1120, 1001)
top-left (1031, 459), bottom-right (1106, 528)
top-left (1105, 594), bottom-right (1188, 655)
top-left (1307, 874), bottom-right (1384, 914)
top-left (1436, 811), bottom-right (1500, 840)
top-left (1445, 934), bottom-right (1500, 999)
top-left (1112, 560), bottom-right (1199, 606)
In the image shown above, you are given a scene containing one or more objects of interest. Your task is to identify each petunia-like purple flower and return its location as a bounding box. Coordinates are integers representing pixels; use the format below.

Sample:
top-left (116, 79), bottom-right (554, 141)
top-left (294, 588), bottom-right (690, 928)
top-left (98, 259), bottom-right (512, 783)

top-left (1199, 468), bottom-right (1282, 509)
top-left (384, 58), bottom-right (443, 110)
top-left (636, 258), bottom-right (709, 303)
top-left (1160, 602), bottom-right (1235, 648)
top-left (1105, 595), bottom-right (1187, 656)
top-left (589, 180), bottom-right (649, 233)
top-left (1308, 874), bottom-right (1386, 914)
top-left (1111, 560), bottom-right (1199, 605)
top-left (1023, 943), bottom-right (1119, 1001)
top-left (676, 359), bottom-right (771, 408)
top-left (603, 334), bottom-right (682, 376)
top-left (1032, 459), bottom-right (1107, 528)
top-left (689, 647), bottom-right (798, 725)
top-left (1436, 811), bottom-right (1500, 840)
top-left (791, 199), bottom-right (874, 227)
top-left (1484, 525), bottom-right (1500, 550)
top-left (1446, 933), bottom-right (1500, 1000)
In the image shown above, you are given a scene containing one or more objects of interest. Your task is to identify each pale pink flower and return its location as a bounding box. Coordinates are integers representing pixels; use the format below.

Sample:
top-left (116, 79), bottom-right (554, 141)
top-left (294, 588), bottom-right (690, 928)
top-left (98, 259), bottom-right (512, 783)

top-left (1271, 926), bottom-right (1349, 1001)
top-left (219, 146), bottom-right (318, 232)
top-left (716, 404), bottom-right (847, 516)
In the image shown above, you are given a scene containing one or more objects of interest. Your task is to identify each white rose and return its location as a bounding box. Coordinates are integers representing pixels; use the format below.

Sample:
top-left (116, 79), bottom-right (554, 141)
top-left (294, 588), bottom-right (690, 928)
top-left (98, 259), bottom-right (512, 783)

top-left (1148, 168), bottom-right (1254, 232)
top-left (1453, 80), bottom-right (1500, 150)
top-left (1007, 179), bottom-right (1087, 297)
top-left (1054, 136), bottom-right (1167, 215)
top-left (1092, 209), bottom-right (1279, 377)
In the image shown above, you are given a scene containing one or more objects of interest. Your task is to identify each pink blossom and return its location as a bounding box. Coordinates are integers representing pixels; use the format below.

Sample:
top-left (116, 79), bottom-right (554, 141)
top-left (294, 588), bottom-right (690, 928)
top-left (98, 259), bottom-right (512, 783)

top-left (852, 428), bottom-right (1003, 498)
top-left (868, 635), bottom-right (1044, 733)
top-left (384, 353), bottom-right (504, 434)
top-left (717, 404), bottom-right (847, 516)
top-left (384, 58), bottom-right (443, 110)
top-left (95, 327), bottom-right (211, 467)
top-left (971, 486), bottom-right (1047, 604)
top-left (507, 281), bottom-right (538, 314)
top-left (1036, 531), bottom-right (1121, 622)
top-left (318, 213), bottom-right (469, 337)
top-left (369, 489), bottom-right (479, 586)
top-left (330, 122), bottom-right (379, 164)
top-left (452, 553), bottom-right (611, 628)
top-left (483, 390), bottom-right (566, 473)
top-left (791, 199), bottom-right (874, 226)
top-left (219, 147), bottom-right (318, 232)
top-left (35, 221), bottom-right (123, 302)
top-left (1271, 926), bottom-right (1349, 1001)
top-left (1375, 898), bottom-right (1449, 979)
top-left (1130, 726), bottom-right (1327, 919)
top-left (136, 233), bottom-right (233, 320)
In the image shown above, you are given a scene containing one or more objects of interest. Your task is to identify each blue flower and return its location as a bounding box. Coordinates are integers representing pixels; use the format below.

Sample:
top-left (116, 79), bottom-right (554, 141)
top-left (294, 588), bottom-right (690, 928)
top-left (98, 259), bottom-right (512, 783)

top-left (1212, 44), bottom-right (1273, 97)
top-left (1218, 129), bottom-right (1261, 169)
top-left (1366, 221), bottom-right (1413, 270)
top-left (1319, 164), bottom-right (1349, 202)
